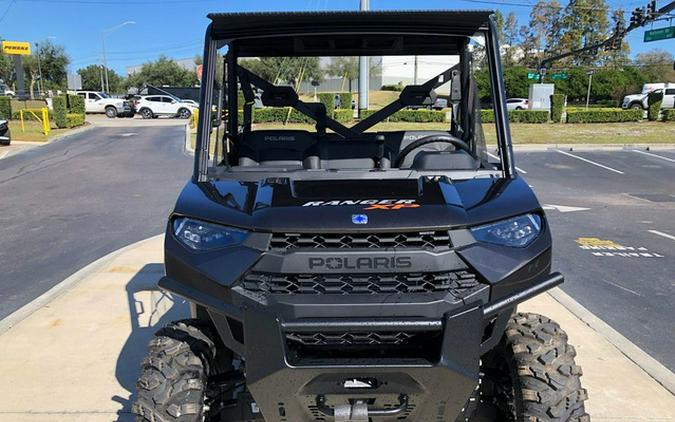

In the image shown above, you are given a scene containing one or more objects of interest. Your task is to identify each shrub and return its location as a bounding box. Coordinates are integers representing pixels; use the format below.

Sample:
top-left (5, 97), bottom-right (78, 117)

top-left (361, 109), bottom-right (446, 123)
top-left (334, 108), bottom-right (353, 123)
top-left (647, 91), bottom-right (663, 122)
top-left (252, 107), bottom-right (314, 124)
top-left (52, 96), bottom-right (69, 128)
top-left (0, 96), bottom-right (11, 120)
top-left (481, 109), bottom-right (495, 123)
top-left (566, 109), bottom-right (643, 123)
top-left (67, 94), bottom-right (85, 114)
top-left (66, 113), bottom-right (85, 127)
top-left (381, 83), bottom-right (404, 91)
top-left (662, 109), bottom-right (675, 122)
top-left (338, 92), bottom-right (351, 110)
top-left (317, 93), bottom-right (334, 111)
top-left (509, 110), bottom-right (549, 123)
top-left (550, 94), bottom-right (565, 123)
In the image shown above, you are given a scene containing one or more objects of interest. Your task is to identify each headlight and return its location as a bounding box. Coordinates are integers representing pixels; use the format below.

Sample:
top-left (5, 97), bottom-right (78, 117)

top-left (173, 218), bottom-right (247, 251)
top-left (471, 214), bottom-right (542, 247)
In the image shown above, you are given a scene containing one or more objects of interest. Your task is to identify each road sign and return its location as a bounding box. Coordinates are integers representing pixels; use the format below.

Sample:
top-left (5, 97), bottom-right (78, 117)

top-left (644, 26), bottom-right (675, 42)
top-left (527, 72), bottom-right (541, 80)
top-left (551, 73), bottom-right (569, 80)
top-left (2, 41), bottom-right (31, 56)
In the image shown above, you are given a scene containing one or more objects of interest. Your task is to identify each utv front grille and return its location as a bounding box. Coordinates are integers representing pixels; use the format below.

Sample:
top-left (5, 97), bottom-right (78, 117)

top-left (270, 231), bottom-right (451, 251)
top-left (286, 331), bottom-right (418, 346)
top-left (241, 270), bottom-right (479, 296)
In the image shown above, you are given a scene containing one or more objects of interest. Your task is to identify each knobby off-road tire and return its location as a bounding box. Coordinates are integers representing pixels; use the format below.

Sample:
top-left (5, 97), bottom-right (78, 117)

top-left (494, 312), bottom-right (590, 422)
top-left (133, 320), bottom-right (216, 422)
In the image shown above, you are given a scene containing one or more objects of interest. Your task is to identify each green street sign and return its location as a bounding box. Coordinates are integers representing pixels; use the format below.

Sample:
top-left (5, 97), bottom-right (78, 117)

top-left (644, 26), bottom-right (675, 42)
top-left (527, 73), bottom-right (541, 80)
top-left (551, 73), bottom-right (569, 80)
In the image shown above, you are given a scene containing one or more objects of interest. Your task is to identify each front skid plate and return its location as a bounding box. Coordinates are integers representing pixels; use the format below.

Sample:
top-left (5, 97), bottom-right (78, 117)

top-left (239, 306), bottom-right (483, 422)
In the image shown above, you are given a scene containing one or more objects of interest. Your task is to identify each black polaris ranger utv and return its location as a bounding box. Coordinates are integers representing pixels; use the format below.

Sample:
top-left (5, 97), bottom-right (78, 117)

top-left (133, 10), bottom-right (589, 422)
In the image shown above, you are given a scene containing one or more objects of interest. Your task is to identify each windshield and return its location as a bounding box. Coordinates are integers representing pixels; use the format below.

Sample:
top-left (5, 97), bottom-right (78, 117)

top-left (198, 31), bottom-right (506, 178)
top-left (98, 92), bottom-right (110, 98)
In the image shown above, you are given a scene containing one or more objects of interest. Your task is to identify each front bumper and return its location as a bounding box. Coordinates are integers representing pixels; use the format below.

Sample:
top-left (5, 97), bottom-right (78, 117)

top-left (0, 128), bottom-right (10, 144)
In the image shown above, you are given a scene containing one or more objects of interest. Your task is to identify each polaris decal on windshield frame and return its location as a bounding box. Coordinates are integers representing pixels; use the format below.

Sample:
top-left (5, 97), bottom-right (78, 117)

top-left (302, 199), bottom-right (418, 207)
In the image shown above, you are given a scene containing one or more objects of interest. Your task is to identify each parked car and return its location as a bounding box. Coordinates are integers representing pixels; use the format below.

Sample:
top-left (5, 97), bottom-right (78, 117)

top-left (181, 99), bottom-right (199, 108)
top-left (506, 98), bottom-right (529, 110)
top-left (0, 120), bottom-right (10, 145)
top-left (0, 83), bottom-right (15, 98)
top-left (135, 95), bottom-right (197, 119)
top-left (408, 96), bottom-right (448, 110)
top-left (75, 91), bottom-right (134, 118)
top-left (622, 83), bottom-right (675, 110)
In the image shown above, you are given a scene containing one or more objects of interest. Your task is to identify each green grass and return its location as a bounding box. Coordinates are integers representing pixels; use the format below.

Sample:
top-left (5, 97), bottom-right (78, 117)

top-left (8, 120), bottom-right (72, 142)
top-left (250, 121), bottom-right (675, 145)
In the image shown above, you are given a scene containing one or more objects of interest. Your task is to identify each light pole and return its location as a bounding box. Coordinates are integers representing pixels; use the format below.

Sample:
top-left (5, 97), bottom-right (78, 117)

top-left (585, 70), bottom-right (594, 110)
top-left (358, 0), bottom-right (369, 116)
top-left (35, 42), bottom-right (43, 97)
top-left (102, 21), bottom-right (135, 93)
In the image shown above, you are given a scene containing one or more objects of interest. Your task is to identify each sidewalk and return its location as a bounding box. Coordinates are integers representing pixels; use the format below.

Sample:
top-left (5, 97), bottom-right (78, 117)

top-left (0, 236), bottom-right (673, 421)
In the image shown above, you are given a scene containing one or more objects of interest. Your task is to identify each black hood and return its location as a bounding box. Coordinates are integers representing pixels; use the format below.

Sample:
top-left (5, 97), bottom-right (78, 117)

top-left (172, 176), bottom-right (541, 232)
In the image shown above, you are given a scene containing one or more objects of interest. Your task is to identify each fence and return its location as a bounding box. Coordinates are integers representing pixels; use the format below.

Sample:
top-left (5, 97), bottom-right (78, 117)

top-left (19, 108), bottom-right (50, 136)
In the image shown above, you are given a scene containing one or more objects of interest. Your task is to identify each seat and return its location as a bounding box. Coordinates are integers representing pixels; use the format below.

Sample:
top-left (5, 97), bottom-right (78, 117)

top-left (314, 137), bottom-right (391, 169)
top-left (411, 150), bottom-right (479, 170)
top-left (380, 131), bottom-right (459, 168)
top-left (238, 130), bottom-right (317, 167)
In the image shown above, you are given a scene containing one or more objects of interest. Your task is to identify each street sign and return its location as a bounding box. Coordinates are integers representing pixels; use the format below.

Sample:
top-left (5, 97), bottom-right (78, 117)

top-left (67, 74), bottom-right (82, 90)
top-left (527, 72), bottom-right (541, 80)
top-left (644, 26), bottom-right (675, 42)
top-left (2, 41), bottom-right (31, 56)
top-left (551, 73), bottom-right (569, 80)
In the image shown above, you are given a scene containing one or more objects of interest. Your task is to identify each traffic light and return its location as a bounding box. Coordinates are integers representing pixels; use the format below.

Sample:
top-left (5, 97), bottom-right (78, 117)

top-left (645, 0), bottom-right (657, 20)
top-left (631, 7), bottom-right (645, 26)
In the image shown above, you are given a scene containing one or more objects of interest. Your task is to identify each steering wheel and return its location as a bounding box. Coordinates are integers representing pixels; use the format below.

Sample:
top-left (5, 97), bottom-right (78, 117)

top-left (394, 134), bottom-right (471, 168)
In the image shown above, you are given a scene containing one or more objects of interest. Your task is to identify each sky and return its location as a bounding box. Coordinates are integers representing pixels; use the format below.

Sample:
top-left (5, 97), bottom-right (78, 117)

top-left (0, 0), bottom-right (673, 75)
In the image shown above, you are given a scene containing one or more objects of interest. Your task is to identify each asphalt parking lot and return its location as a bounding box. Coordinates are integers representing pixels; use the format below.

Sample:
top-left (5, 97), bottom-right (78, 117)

top-left (504, 147), bottom-right (675, 370)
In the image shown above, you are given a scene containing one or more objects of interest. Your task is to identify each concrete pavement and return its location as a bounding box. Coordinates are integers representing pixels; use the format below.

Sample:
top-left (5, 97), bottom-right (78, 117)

top-left (0, 235), bottom-right (673, 421)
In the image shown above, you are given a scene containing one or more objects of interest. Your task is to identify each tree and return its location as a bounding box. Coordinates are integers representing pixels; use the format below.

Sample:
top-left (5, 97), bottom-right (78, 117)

top-left (23, 40), bottom-right (69, 98)
top-left (78, 64), bottom-right (124, 92)
top-left (558, 0), bottom-right (610, 66)
top-left (529, 0), bottom-right (564, 59)
top-left (240, 57), bottom-right (322, 87)
top-left (635, 49), bottom-right (675, 82)
top-left (326, 57), bottom-right (358, 92)
top-left (125, 56), bottom-right (199, 90)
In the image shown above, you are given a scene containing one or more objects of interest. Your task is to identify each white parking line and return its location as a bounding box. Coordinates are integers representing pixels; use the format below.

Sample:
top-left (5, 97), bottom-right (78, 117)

top-left (631, 149), bottom-right (675, 163)
top-left (648, 230), bottom-right (675, 242)
top-left (487, 152), bottom-right (528, 174)
top-left (555, 149), bottom-right (624, 174)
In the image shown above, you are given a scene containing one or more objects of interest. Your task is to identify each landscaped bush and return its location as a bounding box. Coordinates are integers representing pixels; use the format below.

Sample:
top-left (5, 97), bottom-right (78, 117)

top-left (334, 108), bottom-right (353, 123)
top-left (481, 109), bottom-right (494, 123)
top-left (509, 110), bottom-right (549, 123)
top-left (337, 92), bottom-right (351, 110)
top-left (317, 93), bottom-right (334, 111)
top-left (566, 108), bottom-right (642, 123)
top-left (381, 83), bottom-right (404, 91)
top-left (662, 109), bottom-right (675, 122)
top-left (647, 91), bottom-right (663, 122)
top-left (52, 96), bottom-right (69, 128)
top-left (0, 96), bottom-right (11, 120)
top-left (252, 107), bottom-right (314, 124)
top-left (67, 94), bottom-right (85, 114)
top-left (361, 109), bottom-right (446, 123)
top-left (550, 94), bottom-right (565, 123)
top-left (66, 113), bottom-right (85, 128)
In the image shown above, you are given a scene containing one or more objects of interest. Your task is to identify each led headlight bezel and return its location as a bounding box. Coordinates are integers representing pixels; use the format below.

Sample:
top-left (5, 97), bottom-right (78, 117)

top-left (172, 217), bottom-right (248, 251)
top-left (470, 213), bottom-right (542, 248)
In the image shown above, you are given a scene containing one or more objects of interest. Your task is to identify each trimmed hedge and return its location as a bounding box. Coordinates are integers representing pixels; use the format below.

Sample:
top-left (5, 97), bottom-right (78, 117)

top-left (662, 109), bottom-right (675, 122)
top-left (566, 109), bottom-right (643, 123)
top-left (550, 94), bottom-right (565, 123)
top-left (361, 109), bottom-right (446, 123)
top-left (382, 83), bottom-right (404, 91)
top-left (52, 96), bottom-right (69, 129)
top-left (647, 91), bottom-right (663, 122)
top-left (481, 109), bottom-right (494, 123)
top-left (67, 94), bottom-right (85, 114)
top-left (0, 96), bottom-right (11, 120)
top-left (317, 92), bottom-right (352, 111)
top-left (510, 110), bottom-right (549, 123)
top-left (66, 113), bottom-right (86, 127)
top-left (334, 108), bottom-right (353, 123)
top-left (252, 107), bottom-right (314, 124)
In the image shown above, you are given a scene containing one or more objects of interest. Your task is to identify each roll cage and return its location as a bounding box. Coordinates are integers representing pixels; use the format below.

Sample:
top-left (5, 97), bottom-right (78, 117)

top-left (194, 10), bottom-right (515, 181)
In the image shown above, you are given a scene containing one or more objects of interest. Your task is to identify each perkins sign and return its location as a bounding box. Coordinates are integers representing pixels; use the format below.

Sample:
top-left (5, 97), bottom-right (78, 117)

top-left (2, 41), bottom-right (31, 56)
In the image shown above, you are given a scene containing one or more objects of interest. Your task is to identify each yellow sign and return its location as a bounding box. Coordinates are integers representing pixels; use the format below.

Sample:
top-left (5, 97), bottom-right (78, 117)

top-left (2, 41), bottom-right (31, 56)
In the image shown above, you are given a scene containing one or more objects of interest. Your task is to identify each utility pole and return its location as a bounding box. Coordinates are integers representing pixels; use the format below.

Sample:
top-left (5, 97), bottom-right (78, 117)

top-left (100, 64), bottom-right (105, 92)
top-left (413, 55), bottom-right (418, 85)
top-left (358, 0), bottom-right (369, 117)
top-left (35, 42), bottom-right (43, 97)
top-left (102, 21), bottom-right (135, 93)
top-left (585, 70), bottom-right (594, 109)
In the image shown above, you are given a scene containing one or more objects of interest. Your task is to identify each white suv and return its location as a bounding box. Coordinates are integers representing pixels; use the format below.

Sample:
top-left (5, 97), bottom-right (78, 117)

top-left (622, 83), bottom-right (675, 110)
top-left (75, 91), bottom-right (133, 118)
top-left (136, 95), bottom-right (196, 119)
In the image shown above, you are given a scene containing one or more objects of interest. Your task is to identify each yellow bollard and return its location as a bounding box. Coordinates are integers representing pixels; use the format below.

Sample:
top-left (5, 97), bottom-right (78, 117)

top-left (41, 108), bottom-right (50, 136)
top-left (193, 108), bottom-right (199, 129)
top-left (20, 110), bottom-right (25, 132)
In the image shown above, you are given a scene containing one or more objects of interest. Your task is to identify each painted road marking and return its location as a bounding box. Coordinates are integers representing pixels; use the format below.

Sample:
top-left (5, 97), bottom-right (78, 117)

top-left (555, 150), bottom-right (624, 174)
top-left (575, 237), bottom-right (664, 258)
top-left (543, 204), bottom-right (590, 213)
top-left (120, 132), bottom-right (137, 137)
top-left (487, 152), bottom-right (528, 174)
top-left (632, 150), bottom-right (675, 163)
top-left (648, 230), bottom-right (675, 242)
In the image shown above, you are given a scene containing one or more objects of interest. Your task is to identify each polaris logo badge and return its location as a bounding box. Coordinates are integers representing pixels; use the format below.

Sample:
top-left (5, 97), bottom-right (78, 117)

top-left (308, 256), bottom-right (413, 270)
top-left (264, 135), bottom-right (296, 141)
top-left (352, 214), bottom-right (368, 224)
top-left (303, 199), bottom-right (417, 207)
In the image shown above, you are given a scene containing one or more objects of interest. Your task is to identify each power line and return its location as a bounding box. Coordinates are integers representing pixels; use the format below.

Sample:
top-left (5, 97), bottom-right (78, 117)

top-left (16, 0), bottom-right (220, 4)
top-left (0, 0), bottom-right (16, 24)
top-left (461, 0), bottom-right (646, 13)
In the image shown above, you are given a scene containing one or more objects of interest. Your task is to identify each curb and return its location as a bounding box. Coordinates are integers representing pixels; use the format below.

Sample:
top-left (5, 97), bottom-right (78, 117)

top-left (185, 123), bottom-right (194, 155)
top-left (490, 143), bottom-right (675, 152)
top-left (0, 234), bottom-right (164, 336)
top-left (548, 288), bottom-right (675, 395)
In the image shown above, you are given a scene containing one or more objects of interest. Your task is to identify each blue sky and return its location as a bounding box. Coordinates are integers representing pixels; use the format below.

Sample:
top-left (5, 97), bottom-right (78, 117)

top-left (0, 0), bottom-right (673, 75)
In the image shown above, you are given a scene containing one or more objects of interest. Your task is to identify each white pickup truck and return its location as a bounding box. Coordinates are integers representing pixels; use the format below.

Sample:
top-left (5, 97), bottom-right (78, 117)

top-left (74, 91), bottom-right (134, 118)
top-left (622, 83), bottom-right (675, 110)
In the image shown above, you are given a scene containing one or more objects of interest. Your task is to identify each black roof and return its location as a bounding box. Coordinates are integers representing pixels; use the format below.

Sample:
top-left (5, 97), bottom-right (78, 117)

top-left (207, 10), bottom-right (494, 56)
